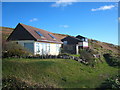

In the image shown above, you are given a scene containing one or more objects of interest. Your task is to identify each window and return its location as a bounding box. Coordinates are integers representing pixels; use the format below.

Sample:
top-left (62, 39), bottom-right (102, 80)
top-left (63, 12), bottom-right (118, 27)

top-left (56, 44), bottom-right (60, 52)
top-left (24, 43), bottom-right (34, 53)
top-left (42, 43), bottom-right (46, 54)
top-left (85, 38), bottom-right (88, 42)
top-left (47, 43), bottom-right (50, 53)
top-left (45, 43), bottom-right (50, 54)
top-left (48, 33), bottom-right (56, 40)
top-left (36, 43), bottom-right (40, 53)
top-left (63, 41), bottom-right (67, 45)
top-left (35, 31), bottom-right (44, 37)
top-left (81, 38), bottom-right (85, 41)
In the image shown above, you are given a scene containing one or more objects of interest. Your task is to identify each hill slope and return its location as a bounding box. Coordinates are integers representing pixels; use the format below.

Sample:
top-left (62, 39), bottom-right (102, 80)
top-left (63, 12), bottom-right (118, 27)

top-left (2, 58), bottom-right (118, 88)
top-left (2, 26), bottom-right (119, 88)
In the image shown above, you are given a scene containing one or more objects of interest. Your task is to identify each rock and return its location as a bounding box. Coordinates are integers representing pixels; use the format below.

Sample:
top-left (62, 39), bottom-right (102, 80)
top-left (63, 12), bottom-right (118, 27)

top-left (78, 59), bottom-right (82, 62)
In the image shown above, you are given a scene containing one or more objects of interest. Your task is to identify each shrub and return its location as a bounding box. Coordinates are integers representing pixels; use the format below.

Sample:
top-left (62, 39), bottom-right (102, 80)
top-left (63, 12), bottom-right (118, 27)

top-left (79, 49), bottom-right (96, 67)
top-left (103, 53), bottom-right (120, 67)
top-left (60, 48), bottom-right (65, 53)
top-left (2, 76), bottom-right (54, 89)
top-left (99, 75), bottom-right (120, 88)
top-left (59, 53), bottom-right (70, 56)
top-left (2, 41), bottom-right (32, 58)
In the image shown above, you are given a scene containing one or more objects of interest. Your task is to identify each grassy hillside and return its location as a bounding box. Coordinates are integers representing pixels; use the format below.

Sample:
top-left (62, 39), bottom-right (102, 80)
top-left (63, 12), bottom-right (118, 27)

top-left (2, 26), bottom-right (119, 88)
top-left (1, 27), bottom-right (14, 40)
top-left (2, 58), bottom-right (118, 88)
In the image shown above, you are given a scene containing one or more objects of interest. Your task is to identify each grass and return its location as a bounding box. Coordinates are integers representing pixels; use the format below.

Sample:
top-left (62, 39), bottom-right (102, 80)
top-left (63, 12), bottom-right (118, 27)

top-left (69, 54), bottom-right (80, 57)
top-left (2, 58), bottom-right (119, 88)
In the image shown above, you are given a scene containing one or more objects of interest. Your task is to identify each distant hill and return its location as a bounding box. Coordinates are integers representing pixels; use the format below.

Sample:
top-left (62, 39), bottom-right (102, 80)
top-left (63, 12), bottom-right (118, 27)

top-left (1, 27), bottom-right (14, 39)
top-left (1, 26), bottom-right (119, 54)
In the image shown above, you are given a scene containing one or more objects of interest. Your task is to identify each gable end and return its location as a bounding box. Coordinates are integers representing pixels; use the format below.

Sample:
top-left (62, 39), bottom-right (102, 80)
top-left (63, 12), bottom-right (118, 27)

top-left (7, 23), bottom-right (37, 41)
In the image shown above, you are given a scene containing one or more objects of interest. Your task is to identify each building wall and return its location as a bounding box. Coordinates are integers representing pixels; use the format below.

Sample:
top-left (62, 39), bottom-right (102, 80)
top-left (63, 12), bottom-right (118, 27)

top-left (83, 42), bottom-right (88, 47)
top-left (62, 45), bottom-right (76, 54)
top-left (15, 40), bottom-right (61, 55)
top-left (78, 42), bottom-right (88, 47)
top-left (34, 42), bottom-right (61, 55)
top-left (16, 40), bottom-right (35, 53)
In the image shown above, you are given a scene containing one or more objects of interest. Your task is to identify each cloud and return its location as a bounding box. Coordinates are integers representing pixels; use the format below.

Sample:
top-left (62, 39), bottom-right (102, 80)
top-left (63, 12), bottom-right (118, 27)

top-left (29, 18), bottom-right (38, 22)
top-left (91, 5), bottom-right (115, 11)
top-left (59, 25), bottom-right (69, 28)
top-left (51, 0), bottom-right (77, 7)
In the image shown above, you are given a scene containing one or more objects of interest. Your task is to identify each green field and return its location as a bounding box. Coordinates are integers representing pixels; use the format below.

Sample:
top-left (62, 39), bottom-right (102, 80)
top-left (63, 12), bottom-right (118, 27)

top-left (2, 58), bottom-right (118, 88)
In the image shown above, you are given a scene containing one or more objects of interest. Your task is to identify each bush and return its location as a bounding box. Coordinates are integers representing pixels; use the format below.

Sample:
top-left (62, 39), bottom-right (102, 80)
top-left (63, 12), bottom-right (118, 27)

top-left (103, 53), bottom-right (120, 67)
top-left (59, 53), bottom-right (70, 56)
top-left (79, 49), bottom-right (96, 67)
top-left (2, 76), bottom-right (53, 89)
top-left (2, 41), bottom-right (32, 58)
top-left (99, 75), bottom-right (120, 88)
top-left (60, 48), bottom-right (65, 53)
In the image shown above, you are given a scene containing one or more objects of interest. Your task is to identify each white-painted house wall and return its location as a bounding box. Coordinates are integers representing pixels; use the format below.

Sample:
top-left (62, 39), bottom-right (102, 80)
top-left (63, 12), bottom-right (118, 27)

top-left (15, 40), bottom-right (61, 55)
top-left (83, 42), bottom-right (88, 47)
top-left (78, 42), bottom-right (88, 47)
top-left (34, 42), bottom-right (61, 55)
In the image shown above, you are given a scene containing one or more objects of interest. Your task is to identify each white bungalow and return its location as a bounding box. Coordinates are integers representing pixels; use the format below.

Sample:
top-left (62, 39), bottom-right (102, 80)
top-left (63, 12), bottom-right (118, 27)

top-left (7, 23), bottom-right (63, 55)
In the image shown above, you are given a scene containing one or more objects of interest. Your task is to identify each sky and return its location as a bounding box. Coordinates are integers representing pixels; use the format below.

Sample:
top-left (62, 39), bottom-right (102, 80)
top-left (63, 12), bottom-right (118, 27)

top-left (2, 1), bottom-right (119, 45)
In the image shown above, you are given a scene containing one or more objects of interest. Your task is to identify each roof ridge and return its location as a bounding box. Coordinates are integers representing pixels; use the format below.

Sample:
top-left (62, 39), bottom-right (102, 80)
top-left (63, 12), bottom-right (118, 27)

top-left (67, 35), bottom-right (81, 41)
top-left (19, 23), bottom-right (52, 34)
